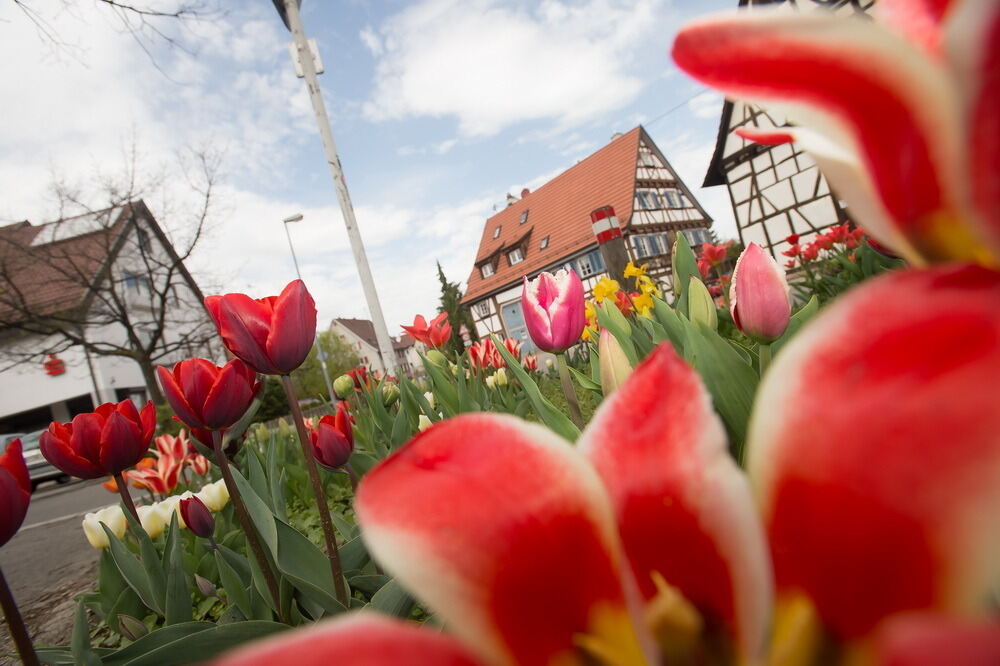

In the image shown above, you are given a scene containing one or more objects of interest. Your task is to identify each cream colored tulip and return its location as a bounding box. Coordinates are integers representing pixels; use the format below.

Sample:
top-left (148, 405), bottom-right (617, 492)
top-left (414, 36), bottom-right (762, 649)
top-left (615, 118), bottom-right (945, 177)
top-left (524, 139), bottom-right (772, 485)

top-left (82, 505), bottom-right (127, 549)
top-left (485, 375), bottom-right (496, 389)
top-left (198, 479), bottom-right (230, 512)
top-left (495, 367), bottom-right (508, 387)
top-left (137, 503), bottom-right (171, 539)
top-left (417, 414), bottom-right (433, 431)
top-left (424, 392), bottom-right (435, 410)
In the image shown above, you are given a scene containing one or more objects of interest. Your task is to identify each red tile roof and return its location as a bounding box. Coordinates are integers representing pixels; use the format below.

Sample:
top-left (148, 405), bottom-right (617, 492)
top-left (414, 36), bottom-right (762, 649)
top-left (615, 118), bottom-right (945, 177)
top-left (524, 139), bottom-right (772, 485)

top-left (461, 127), bottom-right (642, 304)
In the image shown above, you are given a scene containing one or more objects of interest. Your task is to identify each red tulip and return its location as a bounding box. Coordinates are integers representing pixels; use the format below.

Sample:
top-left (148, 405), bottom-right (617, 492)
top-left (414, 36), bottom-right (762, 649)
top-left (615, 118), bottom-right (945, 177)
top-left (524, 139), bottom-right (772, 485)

top-left (129, 453), bottom-right (181, 495)
top-left (156, 359), bottom-right (260, 430)
top-left (307, 404), bottom-right (354, 471)
top-left (0, 439), bottom-right (31, 548)
top-left (204, 279), bottom-right (317, 375)
top-left (402, 313), bottom-right (453, 349)
top-left (179, 495), bottom-right (215, 539)
top-left (522, 354), bottom-right (538, 372)
top-left (730, 243), bottom-right (792, 343)
top-left (785, 234), bottom-right (800, 245)
top-left (700, 241), bottom-right (730, 266)
top-left (348, 366), bottom-right (371, 391)
top-left (154, 431), bottom-right (188, 460)
top-left (41, 400), bottom-right (155, 479)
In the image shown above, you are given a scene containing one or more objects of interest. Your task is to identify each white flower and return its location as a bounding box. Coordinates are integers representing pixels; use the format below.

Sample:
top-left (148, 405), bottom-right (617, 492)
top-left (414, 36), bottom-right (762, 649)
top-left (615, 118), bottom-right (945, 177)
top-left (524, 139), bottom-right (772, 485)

top-left (495, 367), bottom-right (508, 387)
top-left (485, 375), bottom-right (496, 389)
top-left (159, 491), bottom-right (194, 529)
top-left (197, 479), bottom-right (230, 512)
top-left (137, 503), bottom-right (171, 539)
top-left (423, 392), bottom-right (435, 410)
top-left (417, 414), bottom-right (433, 431)
top-left (82, 505), bottom-right (127, 549)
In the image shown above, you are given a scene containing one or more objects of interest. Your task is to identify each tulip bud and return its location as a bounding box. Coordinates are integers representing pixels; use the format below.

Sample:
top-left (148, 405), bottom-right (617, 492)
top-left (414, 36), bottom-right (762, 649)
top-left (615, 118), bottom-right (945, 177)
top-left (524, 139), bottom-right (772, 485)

top-left (333, 374), bottom-right (355, 399)
top-left (118, 615), bottom-right (148, 642)
top-left (137, 503), bottom-right (170, 539)
top-left (157, 359), bottom-right (260, 431)
top-left (180, 496), bottom-right (215, 539)
top-left (449, 362), bottom-right (460, 376)
top-left (495, 367), bottom-right (508, 387)
top-left (417, 414), bottom-right (433, 431)
top-left (197, 479), bottom-right (230, 512)
top-left (308, 407), bottom-right (354, 471)
top-left (82, 505), bottom-right (127, 549)
top-left (424, 392), bottom-right (436, 410)
top-left (521, 269), bottom-right (587, 352)
top-left (730, 243), bottom-right (791, 343)
top-left (687, 277), bottom-right (718, 330)
top-left (599, 328), bottom-right (633, 396)
top-left (485, 375), bottom-right (496, 389)
top-left (425, 349), bottom-right (448, 367)
top-left (382, 383), bottom-right (400, 407)
top-left (195, 574), bottom-right (220, 600)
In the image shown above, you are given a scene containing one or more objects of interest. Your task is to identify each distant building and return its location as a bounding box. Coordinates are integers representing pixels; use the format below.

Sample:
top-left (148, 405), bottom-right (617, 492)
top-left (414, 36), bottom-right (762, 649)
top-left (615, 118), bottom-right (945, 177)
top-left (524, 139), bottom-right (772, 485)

top-left (461, 125), bottom-right (714, 348)
top-left (0, 202), bottom-right (212, 435)
top-left (329, 318), bottom-right (424, 378)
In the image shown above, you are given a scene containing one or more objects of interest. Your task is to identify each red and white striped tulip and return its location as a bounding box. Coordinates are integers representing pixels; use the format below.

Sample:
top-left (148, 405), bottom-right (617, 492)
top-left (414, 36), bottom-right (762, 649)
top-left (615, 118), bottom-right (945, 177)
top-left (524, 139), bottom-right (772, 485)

top-left (521, 269), bottom-right (586, 353)
top-left (748, 264), bottom-right (1000, 639)
top-left (671, 1), bottom-right (1000, 268)
top-left (729, 243), bottom-right (791, 343)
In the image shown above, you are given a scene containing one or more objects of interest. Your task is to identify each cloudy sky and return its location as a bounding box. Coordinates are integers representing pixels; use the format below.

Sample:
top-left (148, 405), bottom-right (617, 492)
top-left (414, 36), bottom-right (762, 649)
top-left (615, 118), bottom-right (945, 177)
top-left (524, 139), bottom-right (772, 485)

top-left (1, 0), bottom-right (735, 334)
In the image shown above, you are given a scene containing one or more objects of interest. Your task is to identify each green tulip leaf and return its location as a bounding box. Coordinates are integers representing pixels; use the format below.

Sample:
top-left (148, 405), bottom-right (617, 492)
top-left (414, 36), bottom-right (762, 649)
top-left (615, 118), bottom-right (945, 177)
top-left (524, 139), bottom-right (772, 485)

top-left (368, 578), bottom-right (416, 618)
top-left (101, 523), bottom-right (162, 615)
top-left (105, 621), bottom-right (288, 666)
top-left (163, 515), bottom-right (193, 626)
top-left (770, 295), bottom-right (820, 357)
top-left (273, 518), bottom-right (346, 616)
top-left (214, 550), bottom-right (251, 619)
top-left (228, 468), bottom-right (278, 557)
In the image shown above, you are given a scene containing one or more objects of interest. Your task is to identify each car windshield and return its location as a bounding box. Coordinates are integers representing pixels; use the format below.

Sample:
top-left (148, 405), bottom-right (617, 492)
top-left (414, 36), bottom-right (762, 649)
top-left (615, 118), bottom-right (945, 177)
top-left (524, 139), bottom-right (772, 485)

top-left (19, 431), bottom-right (43, 450)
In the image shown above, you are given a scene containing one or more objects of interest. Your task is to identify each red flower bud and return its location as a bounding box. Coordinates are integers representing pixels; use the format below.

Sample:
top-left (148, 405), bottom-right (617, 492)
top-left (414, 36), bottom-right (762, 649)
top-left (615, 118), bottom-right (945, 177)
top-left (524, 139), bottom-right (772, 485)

top-left (41, 400), bottom-right (155, 478)
top-left (179, 495), bottom-right (215, 539)
top-left (204, 279), bottom-right (317, 375)
top-left (0, 439), bottom-right (31, 547)
top-left (308, 404), bottom-right (354, 470)
top-left (156, 359), bottom-right (260, 430)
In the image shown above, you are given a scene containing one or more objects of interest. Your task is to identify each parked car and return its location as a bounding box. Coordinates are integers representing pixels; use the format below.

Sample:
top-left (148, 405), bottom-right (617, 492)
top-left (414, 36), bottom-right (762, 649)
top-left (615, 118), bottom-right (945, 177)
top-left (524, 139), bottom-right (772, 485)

top-left (10, 430), bottom-right (71, 490)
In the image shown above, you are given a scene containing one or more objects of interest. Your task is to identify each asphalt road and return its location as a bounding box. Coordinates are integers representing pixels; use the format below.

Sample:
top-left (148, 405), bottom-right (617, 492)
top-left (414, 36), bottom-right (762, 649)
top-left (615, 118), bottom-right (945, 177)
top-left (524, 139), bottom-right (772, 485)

top-left (0, 479), bottom-right (116, 657)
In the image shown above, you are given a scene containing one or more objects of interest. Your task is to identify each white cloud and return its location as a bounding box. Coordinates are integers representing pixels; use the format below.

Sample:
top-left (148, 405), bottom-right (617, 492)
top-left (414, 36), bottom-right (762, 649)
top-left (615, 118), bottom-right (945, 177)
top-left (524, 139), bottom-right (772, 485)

top-left (359, 26), bottom-right (383, 56)
top-left (687, 91), bottom-right (723, 119)
top-left (363, 0), bottom-right (665, 136)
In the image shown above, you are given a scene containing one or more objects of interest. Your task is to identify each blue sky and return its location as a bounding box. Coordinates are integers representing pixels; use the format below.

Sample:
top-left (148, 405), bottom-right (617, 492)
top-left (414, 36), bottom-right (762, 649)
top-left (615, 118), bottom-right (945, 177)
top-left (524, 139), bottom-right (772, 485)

top-left (0, 0), bottom-right (736, 333)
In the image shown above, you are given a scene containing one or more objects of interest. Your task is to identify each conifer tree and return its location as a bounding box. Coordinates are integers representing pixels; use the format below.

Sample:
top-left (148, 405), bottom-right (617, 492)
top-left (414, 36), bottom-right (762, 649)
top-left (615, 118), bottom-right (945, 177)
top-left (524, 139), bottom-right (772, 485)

top-left (436, 262), bottom-right (478, 356)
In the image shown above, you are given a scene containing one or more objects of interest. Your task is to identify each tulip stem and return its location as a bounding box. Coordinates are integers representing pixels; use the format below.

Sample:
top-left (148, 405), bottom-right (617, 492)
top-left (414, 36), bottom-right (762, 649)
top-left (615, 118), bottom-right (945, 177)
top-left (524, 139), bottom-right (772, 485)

top-left (210, 430), bottom-right (284, 622)
top-left (113, 473), bottom-right (140, 523)
top-left (557, 353), bottom-right (586, 429)
top-left (758, 344), bottom-right (772, 376)
top-left (0, 565), bottom-right (39, 666)
top-left (281, 375), bottom-right (348, 607)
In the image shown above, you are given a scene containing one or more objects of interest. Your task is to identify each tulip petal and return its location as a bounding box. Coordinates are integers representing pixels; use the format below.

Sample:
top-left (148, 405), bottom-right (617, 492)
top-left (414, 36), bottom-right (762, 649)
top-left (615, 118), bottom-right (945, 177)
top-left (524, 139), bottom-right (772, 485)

top-left (156, 365), bottom-right (205, 429)
top-left (579, 344), bottom-right (772, 660)
top-left (748, 265), bottom-right (1000, 638)
top-left (671, 10), bottom-right (987, 265)
top-left (138, 401), bottom-right (156, 444)
top-left (0, 439), bottom-right (31, 496)
top-left (40, 425), bottom-right (103, 479)
top-left (215, 613), bottom-right (484, 666)
top-left (178, 359), bottom-right (219, 418)
top-left (202, 360), bottom-right (255, 430)
top-left (99, 411), bottom-right (143, 475)
top-left (356, 414), bottom-right (653, 666)
top-left (265, 280), bottom-right (316, 374)
top-left (205, 294), bottom-right (276, 374)
top-left (870, 613), bottom-right (1000, 666)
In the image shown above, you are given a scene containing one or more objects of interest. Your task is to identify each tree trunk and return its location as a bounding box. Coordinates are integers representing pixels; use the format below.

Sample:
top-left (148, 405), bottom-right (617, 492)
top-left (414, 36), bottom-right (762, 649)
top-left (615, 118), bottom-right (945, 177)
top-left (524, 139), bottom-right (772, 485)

top-left (137, 357), bottom-right (166, 405)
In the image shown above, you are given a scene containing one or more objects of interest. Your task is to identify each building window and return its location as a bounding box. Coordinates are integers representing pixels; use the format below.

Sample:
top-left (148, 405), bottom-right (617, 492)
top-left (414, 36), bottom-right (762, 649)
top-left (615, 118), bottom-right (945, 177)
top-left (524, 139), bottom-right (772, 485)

top-left (508, 248), bottom-right (524, 265)
top-left (631, 234), bottom-right (664, 259)
top-left (480, 262), bottom-right (495, 278)
top-left (639, 149), bottom-right (657, 167)
top-left (540, 236), bottom-right (549, 250)
top-left (520, 210), bottom-right (529, 224)
top-left (576, 250), bottom-right (605, 277)
top-left (476, 302), bottom-right (490, 317)
top-left (136, 228), bottom-right (151, 252)
top-left (122, 271), bottom-right (149, 293)
top-left (493, 226), bottom-right (502, 239)
top-left (664, 190), bottom-right (684, 208)
top-left (637, 190), bottom-right (661, 210)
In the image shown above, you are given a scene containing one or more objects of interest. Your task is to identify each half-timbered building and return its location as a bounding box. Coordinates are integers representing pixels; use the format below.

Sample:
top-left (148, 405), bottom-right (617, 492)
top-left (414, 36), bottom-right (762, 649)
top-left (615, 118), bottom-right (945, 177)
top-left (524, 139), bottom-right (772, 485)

top-left (461, 126), bottom-right (714, 348)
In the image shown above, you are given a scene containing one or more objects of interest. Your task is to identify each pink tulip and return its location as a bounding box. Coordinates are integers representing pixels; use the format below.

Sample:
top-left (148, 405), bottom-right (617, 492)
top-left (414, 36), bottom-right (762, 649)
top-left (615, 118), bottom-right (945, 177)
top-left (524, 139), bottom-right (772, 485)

top-left (729, 243), bottom-right (791, 343)
top-left (521, 269), bottom-right (586, 353)
top-left (749, 264), bottom-right (1000, 638)
top-left (671, 3), bottom-right (1000, 267)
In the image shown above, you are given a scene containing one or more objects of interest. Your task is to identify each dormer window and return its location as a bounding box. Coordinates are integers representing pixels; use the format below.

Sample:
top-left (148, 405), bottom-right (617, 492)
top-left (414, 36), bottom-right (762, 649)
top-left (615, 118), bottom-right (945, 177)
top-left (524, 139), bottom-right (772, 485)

top-left (508, 248), bottom-right (524, 266)
top-left (493, 226), bottom-right (501, 239)
top-left (520, 210), bottom-right (529, 224)
top-left (481, 262), bottom-right (495, 278)
top-left (540, 236), bottom-right (549, 250)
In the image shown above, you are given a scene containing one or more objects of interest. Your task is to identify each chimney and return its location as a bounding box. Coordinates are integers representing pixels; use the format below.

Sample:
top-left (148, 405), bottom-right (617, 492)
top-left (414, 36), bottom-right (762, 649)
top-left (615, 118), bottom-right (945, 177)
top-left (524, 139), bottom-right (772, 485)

top-left (611, 131), bottom-right (623, 141)
top-left (520, 188), bottom-right (530, 198)
top-left (506, 193), bottom-right (518, 207)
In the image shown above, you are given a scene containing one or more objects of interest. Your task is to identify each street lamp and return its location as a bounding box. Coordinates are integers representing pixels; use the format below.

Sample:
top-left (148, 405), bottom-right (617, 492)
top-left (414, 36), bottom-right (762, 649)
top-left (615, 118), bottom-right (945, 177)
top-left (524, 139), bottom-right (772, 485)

top-left (282, 213), bottom-right (336, 404)
top-left (273, 0), bottom-right (397, 375)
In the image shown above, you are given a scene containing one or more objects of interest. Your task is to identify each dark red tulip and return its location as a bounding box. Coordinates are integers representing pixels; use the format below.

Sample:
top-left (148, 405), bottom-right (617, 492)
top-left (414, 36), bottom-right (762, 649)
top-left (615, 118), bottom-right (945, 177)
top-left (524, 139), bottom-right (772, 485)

top-left (179, 495), bottom-right (215, 539)
top-left (307, 404), bottom-right (354, 471)
top-left (41, 400), bottom-right (155, 479)
top-left (156, 359), bottom-right (261, 430)
top-left (0, 439), bottom-right (31, 548)
top-left (204, 280), bottom-right (317, 375)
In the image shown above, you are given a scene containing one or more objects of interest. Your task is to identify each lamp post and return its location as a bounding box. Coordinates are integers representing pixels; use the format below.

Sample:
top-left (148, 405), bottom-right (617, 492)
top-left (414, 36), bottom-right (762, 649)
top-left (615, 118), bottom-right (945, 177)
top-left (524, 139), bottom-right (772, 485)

top-left (274, 0), bottom-right (397, 375)
top-left (283, 213), bottom-right (336, 404)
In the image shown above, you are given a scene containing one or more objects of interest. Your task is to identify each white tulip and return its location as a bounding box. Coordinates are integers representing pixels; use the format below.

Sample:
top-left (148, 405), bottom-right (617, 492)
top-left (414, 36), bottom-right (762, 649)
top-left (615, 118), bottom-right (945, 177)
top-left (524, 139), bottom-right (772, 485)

top-left (417, 414), bottom-right (433, 431)
top-left (495, 367), bottom-right (508, 387)
top-left (82, 505), bottom-right (127, 549)
top-left (137, 504), bottom-right (171, 539)
top-left (423, 392), bottom-right (435, 409)
top-left (197, 479), bottom-right (230, 512)
top-left (485, 375), bottom-right (496, 389)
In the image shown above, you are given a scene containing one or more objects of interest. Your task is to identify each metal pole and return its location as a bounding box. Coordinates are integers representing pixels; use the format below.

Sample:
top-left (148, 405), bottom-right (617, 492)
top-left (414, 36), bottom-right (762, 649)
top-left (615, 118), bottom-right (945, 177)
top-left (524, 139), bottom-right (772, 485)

top-left (282, 0), bottom-right (397, 374)
top-left (283, 215), bottom-right (336, 403)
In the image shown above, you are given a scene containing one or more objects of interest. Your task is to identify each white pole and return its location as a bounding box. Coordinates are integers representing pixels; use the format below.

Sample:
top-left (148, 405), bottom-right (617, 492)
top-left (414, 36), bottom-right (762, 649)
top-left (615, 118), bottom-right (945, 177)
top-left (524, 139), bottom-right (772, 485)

top-left (282, 0), bottom-right (397, 374)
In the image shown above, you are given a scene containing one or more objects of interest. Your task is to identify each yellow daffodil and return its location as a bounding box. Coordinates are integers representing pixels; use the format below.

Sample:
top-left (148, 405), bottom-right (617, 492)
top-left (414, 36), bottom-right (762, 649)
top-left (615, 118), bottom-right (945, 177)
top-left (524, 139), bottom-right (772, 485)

top-left (593, 278), bottom-right (621, 303)
top-left (623, 261), bottom-right (648, 279)
top-left (631, 292), bottom-right (655, 317)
